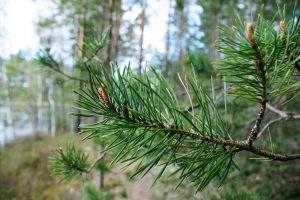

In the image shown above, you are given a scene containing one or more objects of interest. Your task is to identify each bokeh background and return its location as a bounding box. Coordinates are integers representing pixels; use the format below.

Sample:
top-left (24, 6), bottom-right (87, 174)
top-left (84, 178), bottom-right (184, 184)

top-left (0, 0), bottom-right (300, 199)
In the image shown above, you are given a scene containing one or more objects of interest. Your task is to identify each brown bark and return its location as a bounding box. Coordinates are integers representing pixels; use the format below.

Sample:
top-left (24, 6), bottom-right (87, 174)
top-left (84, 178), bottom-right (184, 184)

top-left (112, 0), bottom-right (122, 59)
top-left (176, 4), bottom-right (183, 64)
top-left (138, 1), bottom-right (146, 74)
top-left (75, 0), bottom-right (87, 133)
top-left (104, 0), bottom-right (115, 72)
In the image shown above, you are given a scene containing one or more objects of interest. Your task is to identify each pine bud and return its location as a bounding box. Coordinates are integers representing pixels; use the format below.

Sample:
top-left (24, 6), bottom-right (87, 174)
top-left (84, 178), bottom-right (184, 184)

top-left (279, 20), bottom-right (285, 34)
top-left (246, 22), bottom-right (254, 43)
top-left (98, 85), bottom-right (110, 106)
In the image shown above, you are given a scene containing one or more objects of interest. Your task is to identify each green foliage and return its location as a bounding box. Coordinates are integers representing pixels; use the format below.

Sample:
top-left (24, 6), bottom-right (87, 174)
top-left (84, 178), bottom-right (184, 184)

top-left (74, 65), bottom-right (234, 191)
top-left (120, 188), bottom-right (127, 198)
top-left (0, 135), bottom-right (88, 200)
top-left (37, 48), bottom-right (61, 71)
top-left (225, 190), bottom-right (266, 200)
top-left (186, 52), bottom-right (213, 74)
top-left (49, 144), bottom-right (89, 182)
top-left (37, 26), bottom-right (111, 73)
top-left (217, 9), bottom-right (300, 102)
top-left (82, 184), bottom-right (113, 200)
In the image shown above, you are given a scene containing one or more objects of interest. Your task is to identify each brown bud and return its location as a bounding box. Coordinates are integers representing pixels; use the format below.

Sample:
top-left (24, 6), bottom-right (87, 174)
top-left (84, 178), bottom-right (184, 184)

top-left (279, 20), bottom-right (285, 34)
top-left (247, 22), bottom-right (254, 43)
top-left (98, 85), bottom-right (109, 105)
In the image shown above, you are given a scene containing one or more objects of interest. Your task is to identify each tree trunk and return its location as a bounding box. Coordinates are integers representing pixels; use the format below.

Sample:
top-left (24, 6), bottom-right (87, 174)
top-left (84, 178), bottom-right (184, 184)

top-left (37, 74), bottom-right (43, 134)
top-left (47, 78), bottom-right (56, 137)
top-left (95, 145), bottom-right (104, 188)
top-left (164, 0), bottom-right (172, 77)
top-left (112, 0), bottom-right (122, 59)
top-left (75, 0), bottom-right (87, 133)
top-left (2, 63), bottom-right (15, 142)
top-left (176, 2), bottom-right (183, 65)
top-left (138, 1), bottom-right (146, 74)
top-left (104, 0), bottom-right (115, 71)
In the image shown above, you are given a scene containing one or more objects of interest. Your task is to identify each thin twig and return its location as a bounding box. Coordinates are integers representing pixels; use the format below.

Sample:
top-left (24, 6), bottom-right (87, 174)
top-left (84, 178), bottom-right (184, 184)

top-left (55, 68), bottom-right (88, 83)
top-left (156, 125), bottom-right (300, 161)
top-left (86, 153), bottom-right (105, 173)
top-left (267, 103), bottom-right (300, 120)
top-left (257, 117), bottom-right (283, 138)
top-left (253, 103), bottom-right (300, 138)
top-left (266, 103), bottom-right (288, 117)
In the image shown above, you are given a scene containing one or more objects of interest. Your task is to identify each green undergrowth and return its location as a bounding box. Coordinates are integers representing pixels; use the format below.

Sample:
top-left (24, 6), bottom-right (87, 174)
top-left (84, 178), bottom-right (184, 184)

top-left (1, 134), bottom-right (299, 200)
top-left (0, 134), bottom-right (92, 200)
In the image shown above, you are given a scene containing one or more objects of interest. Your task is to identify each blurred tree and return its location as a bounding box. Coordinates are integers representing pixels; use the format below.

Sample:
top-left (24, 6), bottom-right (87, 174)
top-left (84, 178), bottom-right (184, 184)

top-left (138, 0), bottom-right (146, 74)
top-left (1, 60), bottom-right (15, 140)
top-left (164, 0), bottom-right (172, 77)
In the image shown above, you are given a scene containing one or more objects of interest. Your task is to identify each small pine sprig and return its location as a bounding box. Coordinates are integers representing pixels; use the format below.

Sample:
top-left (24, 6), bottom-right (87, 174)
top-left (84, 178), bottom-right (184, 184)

top-left (49, 144), bottom-right (89, 182)
top-left (217, 9), bottom-right (300, 102)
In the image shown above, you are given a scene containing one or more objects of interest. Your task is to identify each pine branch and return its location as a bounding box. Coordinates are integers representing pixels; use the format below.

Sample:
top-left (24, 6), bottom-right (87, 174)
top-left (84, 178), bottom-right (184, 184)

top-left (247, 30), bottom-right (267, 145)
top-left (50, 144), bottom-right (89, 182)
top-left (74, 63), bottom-right (300, 191)
top-left (78, 101), bottom-right (300, 162)
top-left (37, 49), bottom-right (88, 83)
top-left (37, 27), bottom-right (111, 83)
top-left (75, 65), bottom-right (235, 191)
top-left (61, 7), bottom-right (300, 191)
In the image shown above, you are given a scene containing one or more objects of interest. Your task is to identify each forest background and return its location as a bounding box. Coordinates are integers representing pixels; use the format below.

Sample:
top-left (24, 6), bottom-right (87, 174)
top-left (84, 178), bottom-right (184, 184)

top-left (0, 0), bottom-right (300, 199)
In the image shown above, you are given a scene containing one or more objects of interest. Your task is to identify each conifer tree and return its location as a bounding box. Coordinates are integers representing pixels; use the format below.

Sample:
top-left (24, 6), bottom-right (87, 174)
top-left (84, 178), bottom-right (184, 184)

top-left (48, 6), bottom-right (300, 192)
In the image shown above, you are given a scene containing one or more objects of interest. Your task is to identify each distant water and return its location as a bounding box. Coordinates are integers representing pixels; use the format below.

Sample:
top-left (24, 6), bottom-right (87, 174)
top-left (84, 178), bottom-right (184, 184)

top-left (0, 107), bottom-right (75, 147)
top-left (0, 111), bottom-right (48, 146)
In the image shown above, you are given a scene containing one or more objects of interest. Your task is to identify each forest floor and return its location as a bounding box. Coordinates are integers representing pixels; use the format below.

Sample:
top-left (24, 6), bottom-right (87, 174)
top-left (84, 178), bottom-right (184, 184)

top-left (1, 134), bottom-right (300, 200)
top-left (0, 134), bottom-right (194, 200)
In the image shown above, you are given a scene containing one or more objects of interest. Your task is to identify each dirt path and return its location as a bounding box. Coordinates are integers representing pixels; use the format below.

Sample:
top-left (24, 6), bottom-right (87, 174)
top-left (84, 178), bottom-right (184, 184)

top-left (127, 173), bottom-right (152, 200)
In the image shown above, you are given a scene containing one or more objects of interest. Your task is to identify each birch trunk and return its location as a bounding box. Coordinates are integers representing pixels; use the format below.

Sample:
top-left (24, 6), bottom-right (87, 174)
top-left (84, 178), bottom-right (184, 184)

top-left (2, 64), bottom-right (15, 141)
top-left (47, 79), bottom-right (56, 137)
top-left (37, 74), bottom-right (43, 134)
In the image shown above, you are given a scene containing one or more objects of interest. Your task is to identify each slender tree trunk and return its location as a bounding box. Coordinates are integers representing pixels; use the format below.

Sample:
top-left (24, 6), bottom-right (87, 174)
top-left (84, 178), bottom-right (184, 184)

top-left (37, 74), bottom-right (43, 134)
top-left (47, 78), bottom-right (56, 137)
top-left (75, 0), bottom-right (87, 132)
top-left (95, 145), bottom-right (104, 188)
top-left (164, 0), bottom-right (172, 77)
top-left (112, 0), bottom-right (122, 59)
top-left (60, 89), bottom-right (67, 133)
top-left (2, 63), bottom-right (15, 141)
top-left (212, 13), bottom-right (220, 60)
top-left (138, 0), bottom-right (146, 74)
top-left (104, 0), bottom-right (115, 71)
top-left (209, 1), bottom-right (223, 61)
top-left (176, 3), bottom-right (183, 65)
